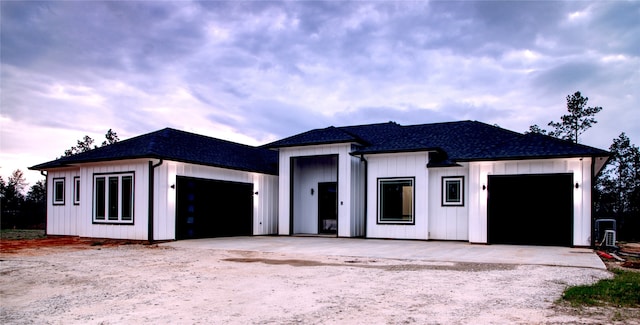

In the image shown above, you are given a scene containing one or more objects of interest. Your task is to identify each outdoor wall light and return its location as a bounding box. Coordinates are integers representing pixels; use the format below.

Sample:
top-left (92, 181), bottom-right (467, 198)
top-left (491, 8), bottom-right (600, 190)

top-left (254, 191), bottom-right (259, 195)
top-left (575, 183), bottom-right (579, 189)
top-left (311, 188), bottom-right (315, 195)
top-left (170, 184), bottom-right (175, 189)
top-left (482, 184), bottom-right (486, 190)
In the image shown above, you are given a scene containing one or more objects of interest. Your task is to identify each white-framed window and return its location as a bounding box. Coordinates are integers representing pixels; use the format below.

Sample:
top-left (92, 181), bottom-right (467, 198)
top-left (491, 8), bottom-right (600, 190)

top-left (93, 172), bottom-right (134, 224)
top-left (52, 178), bottom-right (65, 205)
top-left (377, 177), bottom-right (414, 224)
top-left (442, 176), bottom-right (464, 206)
top-left (73, 176), bottom-right (80, 205)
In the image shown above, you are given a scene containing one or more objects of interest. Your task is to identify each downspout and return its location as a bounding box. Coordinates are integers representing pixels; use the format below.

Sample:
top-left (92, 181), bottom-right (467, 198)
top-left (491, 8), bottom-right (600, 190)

top-left (148, 159), bottom-right (164, 243)
top-left (41, 170), bottom-right (48, 236)
top-left (590, 157), bottom-right (596, 248)
top-left (360, 154), bottom-right (368, 238)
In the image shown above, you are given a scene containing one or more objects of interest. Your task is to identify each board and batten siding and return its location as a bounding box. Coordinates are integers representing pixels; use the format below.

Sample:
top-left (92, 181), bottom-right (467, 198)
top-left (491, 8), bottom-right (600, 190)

top-left (365, 152), bottom-right (430, 240)
top-left (46, 168), bottom-right (81, 236)
top-left (277, 143), bottom-right (365, 237)
top-left (155, 161), bottom-right (279, 240)
top-left (428, 164), bottom-right (470, 241)
top-left (46, 160), bottom-right (151, 240)
top-left (468, 157), bottom-right (594, 246)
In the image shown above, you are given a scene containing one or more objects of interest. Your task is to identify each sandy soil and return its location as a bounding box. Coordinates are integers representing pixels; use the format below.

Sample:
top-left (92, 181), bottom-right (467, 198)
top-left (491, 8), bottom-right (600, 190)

top-left (0, 240), bottom-right (637, 324)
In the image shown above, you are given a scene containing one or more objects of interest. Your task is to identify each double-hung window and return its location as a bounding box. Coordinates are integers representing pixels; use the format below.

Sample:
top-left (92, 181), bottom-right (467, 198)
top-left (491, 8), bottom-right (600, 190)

top-left (378, 177), bottom-right (414, 224)
top-left (93, 172), bottom-right (134, 224)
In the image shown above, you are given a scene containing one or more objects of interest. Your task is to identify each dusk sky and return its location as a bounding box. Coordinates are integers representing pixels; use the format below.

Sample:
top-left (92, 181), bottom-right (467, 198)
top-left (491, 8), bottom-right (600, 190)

top-left (1, 0), bottom-right (639, 187)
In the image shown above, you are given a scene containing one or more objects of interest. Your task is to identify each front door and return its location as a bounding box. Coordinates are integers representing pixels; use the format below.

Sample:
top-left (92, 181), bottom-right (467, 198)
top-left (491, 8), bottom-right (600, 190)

top-left (318, 182), bottom-right (337, 235)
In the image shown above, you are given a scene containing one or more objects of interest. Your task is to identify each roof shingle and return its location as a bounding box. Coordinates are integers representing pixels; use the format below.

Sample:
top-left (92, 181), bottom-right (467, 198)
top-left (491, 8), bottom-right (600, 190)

top-left (30, 128), bottom-right (278, 175)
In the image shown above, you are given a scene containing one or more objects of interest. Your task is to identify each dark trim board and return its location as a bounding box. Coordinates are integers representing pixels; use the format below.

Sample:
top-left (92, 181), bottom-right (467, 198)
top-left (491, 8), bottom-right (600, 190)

top-left (175, 176), bottom-right (253, 240)
top-left (487, 173), bottom-right (574, 247)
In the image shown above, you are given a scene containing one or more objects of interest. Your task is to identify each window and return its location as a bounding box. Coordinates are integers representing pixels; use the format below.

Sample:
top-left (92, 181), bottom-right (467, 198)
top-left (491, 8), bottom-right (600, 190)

top-left (93, 173), bottom-right (134, 224)
top-left (378, 178), bottom-right (414, 224)
top-left (73, 177), bottom-right (80, 205)
top-left (53, 178), bottom-right (65, 205)
top-left (442, 176), bottom-right (464, 206)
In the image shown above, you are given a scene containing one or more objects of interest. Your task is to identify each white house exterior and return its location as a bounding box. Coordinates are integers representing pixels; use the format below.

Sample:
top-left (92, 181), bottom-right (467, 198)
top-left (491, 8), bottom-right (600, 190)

top-left (266, 121), bottom-right (610, 247)
top-left (32, 121), bottom-right (609, 247)
top-left (32, 128), bottom-right (279, 241)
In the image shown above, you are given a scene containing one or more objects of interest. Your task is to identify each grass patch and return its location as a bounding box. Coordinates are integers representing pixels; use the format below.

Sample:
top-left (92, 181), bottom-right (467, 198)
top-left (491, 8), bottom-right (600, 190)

top-left (562, 269), bottom-right (640, 307)
top-left (0, 229), bottom-right (46, 240)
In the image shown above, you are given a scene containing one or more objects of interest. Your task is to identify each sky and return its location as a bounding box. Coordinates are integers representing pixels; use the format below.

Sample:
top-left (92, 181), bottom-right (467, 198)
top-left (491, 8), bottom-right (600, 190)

top-left (1, 0), bottom-right (639, 188)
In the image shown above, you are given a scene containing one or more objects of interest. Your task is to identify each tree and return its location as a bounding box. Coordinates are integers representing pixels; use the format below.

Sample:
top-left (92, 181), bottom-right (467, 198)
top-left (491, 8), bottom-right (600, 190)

top-left (596, 133), bottom-right (640, 241)
top-left (8, 169), bottom-right (28, 194)
top-left (0, 169), bottom-right (28, 228)
top-left (63, 129), bottom-right (120, 157)
top-left (547, 91), bottom-right (603, 143)
top-left (102, 129), bottom-right (120, 146)
top-left (525, 124), bottom-right (547, 135)
top-left (26, 180), bottom-right (46, 204)
top-left (24, 180), bottom-right (47, 228)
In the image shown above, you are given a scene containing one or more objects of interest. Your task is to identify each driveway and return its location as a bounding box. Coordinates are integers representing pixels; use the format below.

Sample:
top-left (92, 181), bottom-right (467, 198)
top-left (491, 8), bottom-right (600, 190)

top-left (3, 236), bottom-right (622, 324)
top-left (165, 236), bottom-right (606, 269)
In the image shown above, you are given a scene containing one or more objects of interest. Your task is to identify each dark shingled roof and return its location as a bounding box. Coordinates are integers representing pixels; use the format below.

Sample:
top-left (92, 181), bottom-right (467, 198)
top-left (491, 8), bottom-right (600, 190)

top-left (30, 128), bottom-right (279, 175)
top-left (266, 120), bottom-right (609, 163)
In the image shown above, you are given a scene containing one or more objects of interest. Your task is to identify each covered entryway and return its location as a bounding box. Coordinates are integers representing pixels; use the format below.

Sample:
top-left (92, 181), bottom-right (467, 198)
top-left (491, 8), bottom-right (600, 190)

top-left (487, 173), bottom-right (573, 246)
top-left (176, 176), bottom-right (253, 240)
top-left (290, 155), bottom-right (338, 235)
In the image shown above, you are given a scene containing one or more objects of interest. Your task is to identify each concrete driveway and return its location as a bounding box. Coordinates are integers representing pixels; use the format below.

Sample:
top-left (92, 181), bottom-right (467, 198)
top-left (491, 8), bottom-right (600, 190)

top-left (164, 236), bottom-right (605, 269)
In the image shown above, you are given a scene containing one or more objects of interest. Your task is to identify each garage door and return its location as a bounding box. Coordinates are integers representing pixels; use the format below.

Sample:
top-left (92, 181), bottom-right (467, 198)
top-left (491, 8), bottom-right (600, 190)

top-left (488, 174), bottom-right (573, 246)
top-left (176, 176), bottom-right (253, 240)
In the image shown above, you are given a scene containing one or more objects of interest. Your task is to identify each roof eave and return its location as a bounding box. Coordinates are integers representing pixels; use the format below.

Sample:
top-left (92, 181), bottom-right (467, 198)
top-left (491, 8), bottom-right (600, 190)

top-left (267, 139), bottom-right (362, 149)
top-left (455, 152), bottom-right (611, 163)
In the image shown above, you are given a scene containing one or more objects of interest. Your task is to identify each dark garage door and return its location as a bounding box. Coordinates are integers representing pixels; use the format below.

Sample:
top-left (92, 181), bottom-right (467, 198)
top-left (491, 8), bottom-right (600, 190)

top-left (488, 174), bottom-right (573, 246)
top-left (176, 176), bottom-right (253, 240)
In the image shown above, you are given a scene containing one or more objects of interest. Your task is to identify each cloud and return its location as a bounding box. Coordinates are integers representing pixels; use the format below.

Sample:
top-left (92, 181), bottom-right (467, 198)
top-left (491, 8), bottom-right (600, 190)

top-left (1, 0), bottom-right (639, 185)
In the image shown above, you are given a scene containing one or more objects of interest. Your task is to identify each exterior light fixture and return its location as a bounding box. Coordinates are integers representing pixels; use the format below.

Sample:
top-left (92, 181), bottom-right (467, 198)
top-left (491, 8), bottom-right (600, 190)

top-left (575, 183), bottom-right (579, 189)
top-left (311, 188), bottom-right (315, 195)
top-left (170, 184), bottom-right (175, 189)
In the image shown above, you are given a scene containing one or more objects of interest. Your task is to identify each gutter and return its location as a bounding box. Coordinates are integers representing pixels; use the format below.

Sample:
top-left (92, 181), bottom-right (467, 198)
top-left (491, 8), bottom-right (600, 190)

top-left (148, 159), bottom-right (164, 243)
top-left (591, 157), bottom-right (596, 248)
top-left (41, 170), bottom-right (48, 236)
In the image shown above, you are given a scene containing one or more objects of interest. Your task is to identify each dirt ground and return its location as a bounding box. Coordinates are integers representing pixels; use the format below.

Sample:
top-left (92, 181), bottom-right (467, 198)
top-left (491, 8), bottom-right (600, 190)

top-left (1, 237), bottom-right (639, 324)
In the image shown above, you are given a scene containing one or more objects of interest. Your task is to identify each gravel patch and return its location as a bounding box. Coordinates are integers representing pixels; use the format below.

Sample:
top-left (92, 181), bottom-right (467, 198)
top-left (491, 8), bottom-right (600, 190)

top-left (0, 244), bottom-right (628, 324)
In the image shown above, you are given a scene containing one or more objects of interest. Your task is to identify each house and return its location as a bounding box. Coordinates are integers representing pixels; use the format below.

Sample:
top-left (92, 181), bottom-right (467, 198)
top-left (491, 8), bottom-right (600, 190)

top-left (30, 121), bottom-right (610, 246)
top-left (29, 128), bottom-right (279, 241)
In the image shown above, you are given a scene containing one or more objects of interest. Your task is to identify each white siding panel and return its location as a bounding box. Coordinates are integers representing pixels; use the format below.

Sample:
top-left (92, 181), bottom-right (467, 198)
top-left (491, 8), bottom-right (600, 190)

top-left (428, 164), bottom-right (469, 240)
top-left (365, 152), bottom-right (429, 240)
top-left (46, 169), bottom-right (80, 236)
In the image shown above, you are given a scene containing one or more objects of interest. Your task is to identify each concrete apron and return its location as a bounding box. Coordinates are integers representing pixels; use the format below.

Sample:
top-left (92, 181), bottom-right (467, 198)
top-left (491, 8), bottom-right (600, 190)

top-left (164, 236), bottom-right (606, 269)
